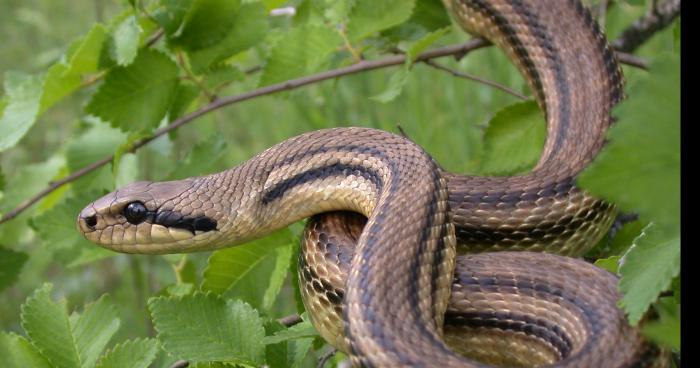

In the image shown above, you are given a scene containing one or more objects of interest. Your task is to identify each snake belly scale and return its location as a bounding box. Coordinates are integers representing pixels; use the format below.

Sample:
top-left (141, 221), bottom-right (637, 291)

top-left (77, 0), bottom-right (666, 367)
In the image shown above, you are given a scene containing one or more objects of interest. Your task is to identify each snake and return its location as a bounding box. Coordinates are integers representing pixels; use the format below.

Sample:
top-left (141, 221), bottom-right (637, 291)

top-left (76, 0), bottom-right (668, 366)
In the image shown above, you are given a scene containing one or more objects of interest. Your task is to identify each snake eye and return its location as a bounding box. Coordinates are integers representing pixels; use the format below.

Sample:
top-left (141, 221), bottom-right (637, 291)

top-left (124, 201), bottom-right (148, 224)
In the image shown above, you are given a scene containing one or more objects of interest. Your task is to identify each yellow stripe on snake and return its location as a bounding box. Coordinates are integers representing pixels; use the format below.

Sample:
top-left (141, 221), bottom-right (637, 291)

top-left (77, 0), bottom-right (668, 366)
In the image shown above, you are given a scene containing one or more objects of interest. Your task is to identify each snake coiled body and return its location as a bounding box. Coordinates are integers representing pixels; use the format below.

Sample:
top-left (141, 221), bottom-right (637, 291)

top-left (77, 0), bottom-right (666, 366)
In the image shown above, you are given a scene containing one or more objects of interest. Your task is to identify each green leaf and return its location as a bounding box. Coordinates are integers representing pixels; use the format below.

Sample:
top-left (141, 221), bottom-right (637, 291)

top-left (0, 72), bottom-right (44, 152)
top-left (20, 284), bottom-right (79, 368)
top-left (20, 285), bottom-right (120, 368)
top-left (577, 54), bottom-right (680, 325)
top-left (170, 0), bottom-right (242, 51)
top-left (203, 65), bottom-right (245, 91)
top-left (167, 134), bottom-right (228, 180)
top-left (32, 190), bottom-right (108, 256)
top-left (262, 318), bottom-right (315, 368)
top-left (66, 122), bottom-right (127, 190)
top-left (111, 15), bottom-right (143, 66)
top-left (0, 246), bottom-right (29, 292)
top-left (410, 0), bottom-right (451, 31)
top-left (0, 332), bottom-right (52, 368)
top-left (153, 0), bottom-right (191, 35)
top-left (70, 295), bottom-right (121, 368)
top-left (288, 230), bottom-right (306, 314)
top-left (86, 49), bottom-right (180, 132)
top-left (62, 24), bottom-right (108, 79)
top-left (40, 24), bottom-right (107, 114)
top-left (606, 220), bottom-right (647, 256)
top-left (406, 27), bottom-right (449, 62)
top-left (168, 82), bottom-right (199, 121)
top-left (261, 0), bottom-right (286, 10)
top-left (642, 298), bottom-right (680, 350)
top-left (166, 282), bottom-right (194, 296)
top-left (95, 338), bottom-right (159, 368)
top-left (578, 54), bottom-right (680, 229)
top-left (0, 156), bottom-right (63, 215)
top-left (113, 131), bottom-right (150, 176)
top-left (288, 338), bottom-right (314, 368)
top-left (189, 2), bottom-right (269, 72)
top-left (41, 64), bottom-right (81, 114)
top-left (619, 224), bottom-right (680, 325)
top-left (347, 0), bottom-right (416, 42)
top-left (259, 25), bottom-right (343, 87)
top-left (370, 28), bottom-right (448, 103)
top-left (148, 293), bottom-right (266, 364)
top-left (586, 219), bottom-right (647, 260)
top-left (263, 319), bottom-right (318, 345)
top-left (202, 229), bottom-right (293, 311)
top-left (594, 255), bottom-right (620, 274)
top-left (672, 276), bottom-right (680, 304)
top-left (0, 165), bottom-right (5, 191)
top-left (66, 246), bottom-right (115, 268)
top-left (480, 101), bottom-right (545, 175)
top-left (263, 320), bottom-right (288, 368)
top-left (371, 68), bottom-right (410, 103)
top-left (174, 255), bottom-right (199, 285)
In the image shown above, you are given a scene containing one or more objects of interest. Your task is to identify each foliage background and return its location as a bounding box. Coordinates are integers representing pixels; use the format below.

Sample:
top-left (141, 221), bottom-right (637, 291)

top-left (0, 0), bottom-right (679, 367)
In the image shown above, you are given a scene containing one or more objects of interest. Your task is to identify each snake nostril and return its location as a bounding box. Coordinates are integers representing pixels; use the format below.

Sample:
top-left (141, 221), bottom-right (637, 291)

top-left (84, 215), bottom-right (97, 229)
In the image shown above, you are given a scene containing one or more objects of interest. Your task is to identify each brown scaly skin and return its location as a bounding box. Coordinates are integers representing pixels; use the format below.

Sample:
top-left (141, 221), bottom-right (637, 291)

top-left (76, 0), bottom-right (667, 366)
top-left (301, 212), bottom-right (668, 367)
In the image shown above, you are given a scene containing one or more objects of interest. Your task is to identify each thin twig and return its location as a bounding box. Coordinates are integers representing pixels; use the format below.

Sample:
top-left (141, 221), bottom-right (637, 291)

top-left (146, 28), bottom-right (165, 47)
top-left (338, 27), bottom-right (363, 62)
top-left (395, 124), bottom-right (410, 140)
top-left (317, 348), bottom-right (338, 368)
top-left (615, 51), bottom-right (650, 70)
top-left (177, 52), bottom-right (216, 102)
top-left (612, 0), bottom-right (680, 53)
top-left (278, 314), bottom-right (303, 327)
top-left (422, 59), bottom-right (527, 100)
top-left (597, 0), bottom-right (610, 31)
top-left (169, 360), bottom-right (189, 368)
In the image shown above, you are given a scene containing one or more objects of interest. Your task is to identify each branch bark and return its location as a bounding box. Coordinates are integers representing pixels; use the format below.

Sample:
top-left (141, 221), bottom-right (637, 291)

top-left (0, 5), bottom-right (672, 225)
top-left (278, 314), bottom-right (303, 327)
top-left (612, 0), bottom-right (680, 53)
top-left (421, 59), bottom-right (527, 100)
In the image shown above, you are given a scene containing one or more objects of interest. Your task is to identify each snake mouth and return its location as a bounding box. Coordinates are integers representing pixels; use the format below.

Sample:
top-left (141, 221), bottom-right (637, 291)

top-left (148, 210), bottom-right (218, 234)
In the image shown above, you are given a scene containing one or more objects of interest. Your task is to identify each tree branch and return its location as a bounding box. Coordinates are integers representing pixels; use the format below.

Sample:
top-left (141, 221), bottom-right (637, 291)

top-left (0, 39), bottom-right (488, 225)
top-left (615, 52), bottom-right (649, 70)
top-left (169, 360), bottom-right (189, 368)
top-left (0, 17), bottom-right (660, 225)
top-left (612, 0), bottom-right (680, 53)
top-left (421, 59), bottom-right (527, 100)
top-left (278, 314), bottom-right (303, 327)
top-left (317, 348), bottom-right (338, 368)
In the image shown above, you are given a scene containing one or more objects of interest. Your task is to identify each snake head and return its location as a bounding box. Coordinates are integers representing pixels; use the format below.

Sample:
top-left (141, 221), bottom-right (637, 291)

top-left (77, 179), bottom-right (227, 254)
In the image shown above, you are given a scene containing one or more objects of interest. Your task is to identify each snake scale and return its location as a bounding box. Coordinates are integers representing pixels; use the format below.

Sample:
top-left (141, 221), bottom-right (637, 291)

top-left (77, 0), bottom-right (668, 366)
